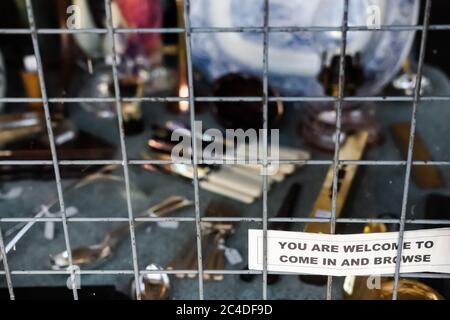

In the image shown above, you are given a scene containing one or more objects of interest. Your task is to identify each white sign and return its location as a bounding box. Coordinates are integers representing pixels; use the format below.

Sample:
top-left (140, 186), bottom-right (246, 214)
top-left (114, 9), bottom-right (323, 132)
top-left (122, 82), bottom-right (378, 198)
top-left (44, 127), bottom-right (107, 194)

top-left (248, 228), bottom-right (450, 276)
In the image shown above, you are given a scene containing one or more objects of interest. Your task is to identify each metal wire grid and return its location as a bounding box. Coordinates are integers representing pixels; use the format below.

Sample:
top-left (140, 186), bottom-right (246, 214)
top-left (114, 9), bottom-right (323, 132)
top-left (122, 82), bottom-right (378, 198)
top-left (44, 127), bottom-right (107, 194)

top-left (0, 0), bottom-right (447, 300)
top-left (326, 0), bottom-right (349, 299)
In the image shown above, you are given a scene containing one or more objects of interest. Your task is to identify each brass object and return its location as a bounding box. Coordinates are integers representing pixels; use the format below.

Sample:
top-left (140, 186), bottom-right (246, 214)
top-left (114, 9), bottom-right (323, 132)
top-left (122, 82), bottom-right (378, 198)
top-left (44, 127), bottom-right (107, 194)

top-left (304, 131), bottom-right (369, 234)
top-left (21, 71), bottom-right (42, 109)
top-left (344, 275), bottom-right (444, 300)
top-left (343, 222), bottom-right (444, 300)
top-left (0, 112), bottom-right (45, 147)
top-left (300, 132), bottom-right (368, 285)
top-left (0, 126), bottom-right (42, 148)
top-left (390, 122), bottom-right (444, 188)
top-left (319, 54), bottom-right (362, 97)
top-left (167, 0), bottom-right (190, 113)
top-left (167, 201), bottom-right (239, 280)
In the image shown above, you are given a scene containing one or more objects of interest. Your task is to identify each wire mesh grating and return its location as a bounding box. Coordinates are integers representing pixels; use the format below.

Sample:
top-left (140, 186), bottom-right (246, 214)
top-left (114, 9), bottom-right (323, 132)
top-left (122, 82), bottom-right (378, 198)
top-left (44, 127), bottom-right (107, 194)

top-left (0, 0), bottom-right (447, 301)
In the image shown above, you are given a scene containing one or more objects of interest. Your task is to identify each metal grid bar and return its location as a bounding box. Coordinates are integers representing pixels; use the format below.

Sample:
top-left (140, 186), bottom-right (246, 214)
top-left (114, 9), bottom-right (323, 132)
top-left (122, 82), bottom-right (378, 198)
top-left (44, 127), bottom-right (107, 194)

top-left (326, 0), bottom-right (349, 300)
top-left (4, 95), bottom-right (450, 105)
top-left (4, 159), bottom-right (450, 166)
top-left (0, 224), bottom-right (14, 299)
top-left (2, 217), bottom-right (450, 225)
top-left (1, 269), bottom-right (450, 278)
top-left (261, 0), bottom-right (270, 300)
top-left (393, 0), bottom-right (433, 300)
top-left (2, 24), bottom-right (450, 35)
top-left (3, 95), bottom-right (450, 103)
top-left (23, 0), bottom-right (79, 300)
top-left (183, 0), bottom-right (205, 300)
top-left (0, 0), bottom-right (448, 301)
top-left (103, 0), bottom-right (142, 300)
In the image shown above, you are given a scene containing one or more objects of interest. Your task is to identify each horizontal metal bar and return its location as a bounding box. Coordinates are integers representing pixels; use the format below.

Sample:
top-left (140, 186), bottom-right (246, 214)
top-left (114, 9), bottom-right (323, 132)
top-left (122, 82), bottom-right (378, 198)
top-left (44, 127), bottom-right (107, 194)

top-left (1, 217), bottom-right (449, 225)
top-left (3, 159), bottom-right (450, 167)
top-left (115, 27), bottom-right (185, 34)
top-left (193, 25), bottom-right (450, 32)
top-left (0, 270), bottom-right (251, 276)
top-left (0, 160), bottom-right (54, 165)
top-left (0, 159), bottom-right (443, 166)
top-left (58, 160), bottom-right (123, 165)
top-left (2, 96), bottom-right (450, 104)
top-left (1, 25), bottom-right (450, 35)
top-left (1, 269), bottom-right (450, 279)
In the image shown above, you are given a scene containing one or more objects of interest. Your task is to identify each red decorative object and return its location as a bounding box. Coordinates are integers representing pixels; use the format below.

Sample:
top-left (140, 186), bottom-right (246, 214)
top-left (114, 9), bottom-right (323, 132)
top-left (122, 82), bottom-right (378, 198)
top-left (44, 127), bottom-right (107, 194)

top-left (117, 0), bottom-right (163, 55)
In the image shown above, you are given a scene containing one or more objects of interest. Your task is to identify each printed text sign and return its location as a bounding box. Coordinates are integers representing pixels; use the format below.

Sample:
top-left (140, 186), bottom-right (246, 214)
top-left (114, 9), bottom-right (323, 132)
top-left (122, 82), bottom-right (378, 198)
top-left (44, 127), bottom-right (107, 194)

top-left (248, 228), bottom-right (450, 276)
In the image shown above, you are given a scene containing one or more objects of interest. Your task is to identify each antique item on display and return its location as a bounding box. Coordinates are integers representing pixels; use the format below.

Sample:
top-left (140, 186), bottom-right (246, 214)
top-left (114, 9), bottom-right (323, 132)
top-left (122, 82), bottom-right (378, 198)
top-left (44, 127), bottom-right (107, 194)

top-left (142, 150), bottom-right (256, 203)
top-left (201, 201), bottom-right (240, 281)
top-left (129, 201), bottom-right (241, 301)
top-left (212, 73), bottom-right (283, 130)
top-left (0, 111), bottom-right (45, 147)
top-left (0, 122), bottom-right (116, 180)
top-left (77, 62), bottom-right (174, 120)
top-left (2, 0), bottom-right (450, 302)
top-left (303, 131), bottom-right (368, 234)
top-left (117, 0), bottom-right (163, 54)
top-left (167, 0), bottom-right (189, 114)
top-left (300, 54), bottom-right (381, 152)
top-left (167, 201), bottom-right (239, 280)
top-left (50, 196), bottom-right (192, 269)
top-left (0, 129), bottom-right (112, 160)
top-left (1, 165), bottom-right (123, 258)
top-left (109, 74), bottom-right (145, 135)
top-left (190, 0), bottom-right (419, 96)
top-left (77, 59), bottom-right (176, 116)
top-left (300, 131), bottom-right (368, 285)
top-left (20, 55), bottom-right (42, 110)
top-left (391, 59), bottom-right (431, 96)
top-left (343, 220), bottom-right (444, 300)
top-left (422, 192), bottom-right (450, 298)
top-left (76, 0), bottom-right (166, 120)
top-left (69, 0), bottom-right (129, 58)
top-left (240, 183), bottom-right (302, 284)
top-left (142, 134), bottom-right (310, 203)
top-left (390, 122), bottom-right (444, 189)
top-left (0, 111), bottom-right (75, 149)
top-left (130, 264), bottom-right (170, 300)
top-left (71, 0), bottom-right (105, 59)
top-left (150, 120), bottom-right (309, 169)
top-left (0, 113), bottom-right (113, 180)
top-left (128, 200), bottom-right (237, 300)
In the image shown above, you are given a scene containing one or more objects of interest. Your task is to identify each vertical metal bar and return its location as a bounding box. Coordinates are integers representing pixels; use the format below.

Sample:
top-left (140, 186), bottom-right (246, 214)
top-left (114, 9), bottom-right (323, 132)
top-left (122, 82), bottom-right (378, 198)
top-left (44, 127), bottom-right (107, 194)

top-left (261, 0), bottom-right (270, 300)
top-left (183, 0), bottom-right (204, 299)
top-left (0, 224), bottom-right (15, 299)
top-left (392, 0), bottom-right (432, 300)
top-left (103, 0), bottom-right (142, 300)
top-left (24, 0), bottom-right (78, 300)
top-left (326, 0), bottom-right (349, 300)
